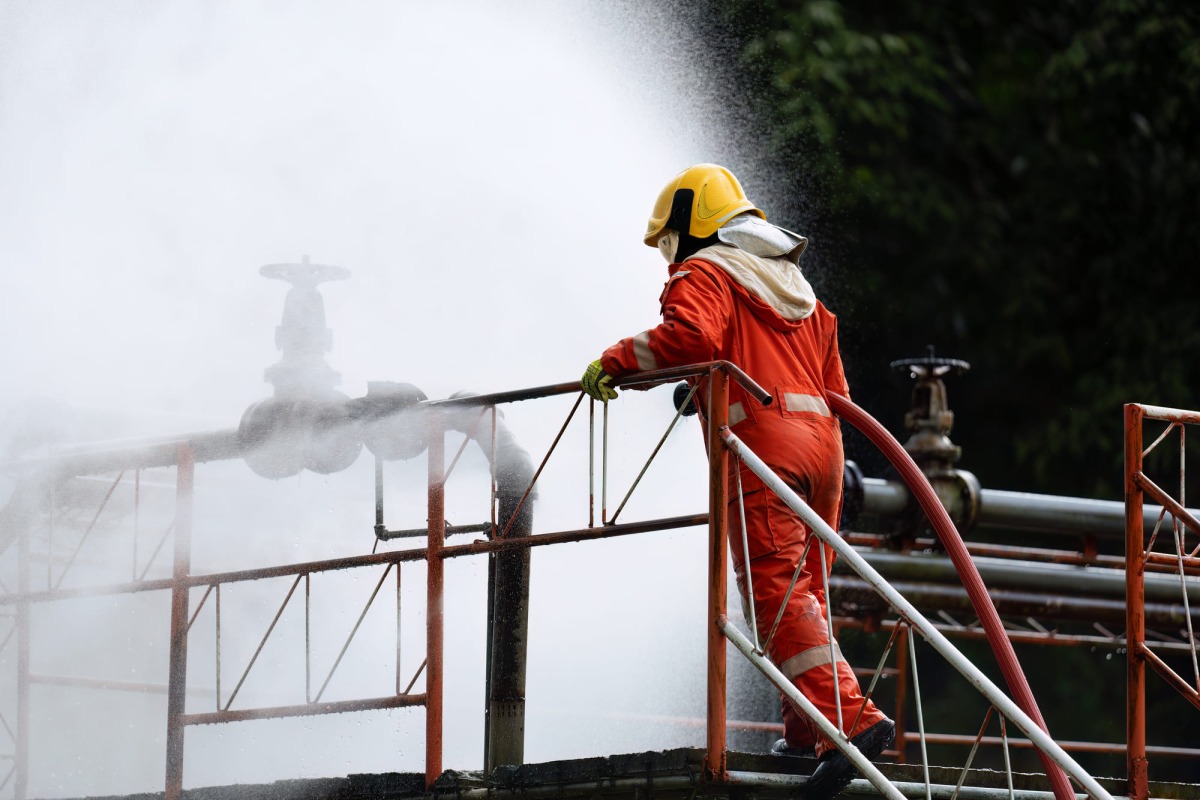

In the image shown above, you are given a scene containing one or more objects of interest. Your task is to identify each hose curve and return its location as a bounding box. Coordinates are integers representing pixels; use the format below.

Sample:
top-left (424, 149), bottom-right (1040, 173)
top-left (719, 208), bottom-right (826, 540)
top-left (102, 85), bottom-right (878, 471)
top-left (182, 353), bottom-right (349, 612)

top-left (829, 391), bottom-right (1074, 800)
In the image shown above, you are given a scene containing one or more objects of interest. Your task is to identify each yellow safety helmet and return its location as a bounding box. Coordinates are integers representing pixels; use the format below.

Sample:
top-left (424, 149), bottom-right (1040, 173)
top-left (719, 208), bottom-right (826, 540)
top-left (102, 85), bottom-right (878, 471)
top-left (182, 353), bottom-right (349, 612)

top-left (643, 164), bottom-right (766, 247)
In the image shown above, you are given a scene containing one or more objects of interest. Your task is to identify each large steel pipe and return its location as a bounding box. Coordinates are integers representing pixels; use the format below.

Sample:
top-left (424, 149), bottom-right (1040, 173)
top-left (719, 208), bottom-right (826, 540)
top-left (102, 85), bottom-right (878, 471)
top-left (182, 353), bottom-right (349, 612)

top-left (722, 428), bottom-right (1108, 800)
top-left (828, 576), bottom-right (1198, 630)
top-left (825, 394), bottom-right (1079, 800)
top-left (859, 479), bottom-right (1198, 542)
top-left (850, 550), bottom-right (1200, 606)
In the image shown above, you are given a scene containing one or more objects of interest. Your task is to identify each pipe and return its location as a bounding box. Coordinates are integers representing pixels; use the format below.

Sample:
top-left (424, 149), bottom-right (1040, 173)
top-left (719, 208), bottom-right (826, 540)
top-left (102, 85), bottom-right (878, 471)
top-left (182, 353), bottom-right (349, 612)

top-left (828, 576), bottom-right (1198, 629)
top-left (827, 395), bottom-right (1082, 800)
top-left (424, 420), bottom-right (445, 790)
top-left (164, 446), bottom-right (194, 800)
top-left (1125, 405), bottom-right (1148, 800)
top-left (722, 619), bottom-right (907, 800)
top-left (438, 393), bottom-right (537, 771)
top-left (849, 551), bottom-right (1200, 606)
top-left (485, 489), bottom-right (533, 770)
top-left (704, 369), bottom-right (730, 780)
top-left (723, 425), bottom-right (1104, 800)
top-left (858, 480), bottom-right (1197, 542)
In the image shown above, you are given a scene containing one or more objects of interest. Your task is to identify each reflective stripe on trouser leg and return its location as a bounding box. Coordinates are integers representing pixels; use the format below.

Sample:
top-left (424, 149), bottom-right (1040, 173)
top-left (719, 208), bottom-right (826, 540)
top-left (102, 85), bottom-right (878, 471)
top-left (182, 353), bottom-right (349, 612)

top-left (780, 641), bottom-right (847, 679)
top-left (729, 483), bottom-right (885, 754)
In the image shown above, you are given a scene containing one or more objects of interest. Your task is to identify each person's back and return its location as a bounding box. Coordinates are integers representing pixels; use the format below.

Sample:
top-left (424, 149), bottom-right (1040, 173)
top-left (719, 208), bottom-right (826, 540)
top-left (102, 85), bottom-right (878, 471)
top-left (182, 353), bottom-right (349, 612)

top-left (580, 164), bottom-right (895, 800)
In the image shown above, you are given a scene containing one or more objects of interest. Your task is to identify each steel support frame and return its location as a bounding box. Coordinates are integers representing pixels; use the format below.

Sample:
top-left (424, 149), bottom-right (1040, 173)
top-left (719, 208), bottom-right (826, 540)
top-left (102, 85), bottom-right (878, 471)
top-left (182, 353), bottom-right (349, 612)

top-left (704, 368), bottom-right (730, 780)
top-left (722, 428), bottom-right (1113, 800)
top-left (15, 365), bottom-right (1181, 799)
top-left (425, 413), bottom-right (445, 789)
top-left (1125, 403), bottom-right (1200, 800)
top-left (165, 445), bottom-right (194, 800)
top-left (13, 498), bottom-right (29, 800)
top-left (157, 426), bottom-right (450, 797)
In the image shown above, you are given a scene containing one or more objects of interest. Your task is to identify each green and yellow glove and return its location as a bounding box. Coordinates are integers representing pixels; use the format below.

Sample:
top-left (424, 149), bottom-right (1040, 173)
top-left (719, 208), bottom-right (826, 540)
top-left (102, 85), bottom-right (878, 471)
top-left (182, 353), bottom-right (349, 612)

top-left (580, 359), bottom-right (619, 402)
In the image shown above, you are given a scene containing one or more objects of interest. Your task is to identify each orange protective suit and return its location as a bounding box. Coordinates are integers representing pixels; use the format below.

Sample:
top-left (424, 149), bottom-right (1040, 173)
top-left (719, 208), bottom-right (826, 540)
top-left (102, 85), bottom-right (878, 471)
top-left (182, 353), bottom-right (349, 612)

top-left (600, 256), bottom-right (886, 757)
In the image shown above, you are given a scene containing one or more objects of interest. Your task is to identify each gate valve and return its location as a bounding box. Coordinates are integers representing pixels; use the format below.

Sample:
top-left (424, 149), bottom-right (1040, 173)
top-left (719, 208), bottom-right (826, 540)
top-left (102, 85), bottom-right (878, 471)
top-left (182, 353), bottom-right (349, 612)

top-left (890, 348), bottom-right (980, 538)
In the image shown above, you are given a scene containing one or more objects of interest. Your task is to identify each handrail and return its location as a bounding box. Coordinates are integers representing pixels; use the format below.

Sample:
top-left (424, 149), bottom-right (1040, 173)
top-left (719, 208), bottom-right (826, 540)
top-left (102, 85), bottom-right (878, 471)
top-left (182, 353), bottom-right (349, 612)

top-left (721, 428), bottom-right (1112, 800)
top-left (1124, 402), bottom-right (1200, 800)
top-left (7, 362), bottom-right (1156, 800)
top-left (828, 392), bottom-right (1076, 800)
top-left (420, 360), bottom-right (772, 409)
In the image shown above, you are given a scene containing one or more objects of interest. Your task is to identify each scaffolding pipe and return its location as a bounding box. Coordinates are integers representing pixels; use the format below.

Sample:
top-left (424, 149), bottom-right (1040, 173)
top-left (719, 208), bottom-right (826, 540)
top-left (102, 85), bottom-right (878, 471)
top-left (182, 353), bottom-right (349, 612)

top-left (485, 491), bottom-right (533, 770)
top-left (704, 369), bottom-right (730, 781)
top-left (829, 575), bottom-right (1199, 630)
top-left (722, 429), bottom-right (1110, 800)
top-left (851, 551), bottom-right (1200, 606)
top-left (859, 479), bottom-right (1196, 542)
top-left (425, 417), bottom-right (445, 790)
top-left (164, 445), bottom-right (194, 800)
top-left (829, 395), bottom-right (1091, 800)
top-left (722, 620), bottom-right (907, 800)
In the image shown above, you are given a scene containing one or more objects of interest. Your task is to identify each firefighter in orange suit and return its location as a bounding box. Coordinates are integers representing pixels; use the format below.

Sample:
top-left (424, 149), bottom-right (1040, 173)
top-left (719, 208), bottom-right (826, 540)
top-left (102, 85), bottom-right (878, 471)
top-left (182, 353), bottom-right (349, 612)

top-left (580, 165), bottom-right (894, 799)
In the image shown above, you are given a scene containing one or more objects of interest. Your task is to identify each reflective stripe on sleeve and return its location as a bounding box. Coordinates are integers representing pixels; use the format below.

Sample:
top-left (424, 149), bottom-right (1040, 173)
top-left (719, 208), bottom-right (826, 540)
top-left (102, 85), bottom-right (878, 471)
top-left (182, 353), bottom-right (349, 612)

top-left (633, 331), bottom-right (658, 372)
top-left (780, 641), bottom-right (846, 679)
top-left (783, 392), bottom-right (831, 416)
top-left (728, 401), bottom-right (746, 426)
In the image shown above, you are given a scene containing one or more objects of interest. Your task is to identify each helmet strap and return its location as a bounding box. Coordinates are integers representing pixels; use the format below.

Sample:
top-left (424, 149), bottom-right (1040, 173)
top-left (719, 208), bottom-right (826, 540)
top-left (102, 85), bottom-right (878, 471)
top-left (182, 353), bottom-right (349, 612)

top-left (666, 188), bottom-right (694, 237)
top-left (675, 232), bottom-right (719, 263)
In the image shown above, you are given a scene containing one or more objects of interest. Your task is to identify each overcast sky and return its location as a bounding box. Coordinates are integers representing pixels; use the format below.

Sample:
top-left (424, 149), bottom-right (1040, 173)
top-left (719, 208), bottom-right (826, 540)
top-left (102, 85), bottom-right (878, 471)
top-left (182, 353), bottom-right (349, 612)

top-left (0, 2), bottom-right (778, 795)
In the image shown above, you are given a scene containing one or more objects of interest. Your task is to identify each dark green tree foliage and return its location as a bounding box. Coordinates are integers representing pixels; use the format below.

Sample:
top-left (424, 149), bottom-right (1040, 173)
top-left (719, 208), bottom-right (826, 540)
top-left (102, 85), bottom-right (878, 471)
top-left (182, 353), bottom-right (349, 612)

top-left (704, 0), bottom-right (1200, 498)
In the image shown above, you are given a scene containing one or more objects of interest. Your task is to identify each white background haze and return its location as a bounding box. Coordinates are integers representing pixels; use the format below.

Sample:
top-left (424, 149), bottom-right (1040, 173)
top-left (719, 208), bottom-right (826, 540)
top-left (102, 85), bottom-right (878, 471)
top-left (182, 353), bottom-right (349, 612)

top-left (0, 2), bottom-right (782, 796)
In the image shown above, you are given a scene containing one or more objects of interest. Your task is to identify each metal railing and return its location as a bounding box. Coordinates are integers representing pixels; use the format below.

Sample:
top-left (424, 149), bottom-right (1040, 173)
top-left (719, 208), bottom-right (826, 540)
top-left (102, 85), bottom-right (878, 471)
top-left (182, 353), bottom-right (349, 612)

top-left (0, 364), bottom-right (1161, 799)
top-left (721, 428), bottom-right (1109, 800)
top-left (1125, 403), bottom-right (1200, 800)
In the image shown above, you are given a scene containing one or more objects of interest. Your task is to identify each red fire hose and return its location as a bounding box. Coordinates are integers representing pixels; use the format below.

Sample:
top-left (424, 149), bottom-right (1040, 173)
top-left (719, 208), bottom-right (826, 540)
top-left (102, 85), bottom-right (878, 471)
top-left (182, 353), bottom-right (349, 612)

top-left (828, 392), bottom-right (1074, 800)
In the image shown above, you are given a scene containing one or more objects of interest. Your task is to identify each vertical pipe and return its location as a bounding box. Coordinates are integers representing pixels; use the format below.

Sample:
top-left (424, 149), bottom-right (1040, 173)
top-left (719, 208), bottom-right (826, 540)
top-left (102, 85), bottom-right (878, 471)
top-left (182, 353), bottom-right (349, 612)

top-left (1000, 715), bottom-right (1016, 800)
top-left (705, 369), bottom-right (729, 780)
top-left (403, 566), bottom-right (408, 695)
top-left (484, 405), bottom-right (536, 772)
top-left (133, 469), bottom-right (141, 582)
top-left (908, 626), bottom-right (931, 800)
top-left (588, 399), bottom-right (595, 528)
top-left (477, 402), bottom-right (537, 771)
top-left (734, 467), bottom-right (758, 651)
top-left (894, 625), bottom-right (909, 764)
top-left (425, 416), bottom-right (445, 790)
top-left (602, 402), bottom-right (609, 524)
top-left (45, 485), bottom-right (53, 588)
top-left (305, 574), bottom-right (311, 703)
top-left (490, 406), bottom-right (498, 535)
top-left (485, 497), bottom-right (533, 769)
top-left (214, 586), bottom-right (222, 710)
top-left (374, 455), bottom-right (385, 533)
top-left (14, 510), bottom-right (30, 800)
top-left (483, 551), bottom-right (495, 768)
top-left (1124, 404), bottom-right (1147, 800)
top-left (165, 445), bottom-right (194, 800)
top-left (819, 540), bottom-right (843, 734)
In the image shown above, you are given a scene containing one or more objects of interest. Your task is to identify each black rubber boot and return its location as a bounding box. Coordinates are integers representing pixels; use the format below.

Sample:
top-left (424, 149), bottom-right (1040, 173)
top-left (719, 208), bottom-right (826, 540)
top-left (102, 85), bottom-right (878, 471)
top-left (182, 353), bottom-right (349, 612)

top-left (771, 738), bottom-right (816, 758)
top-left (805, 718), bottom-right (895, 800)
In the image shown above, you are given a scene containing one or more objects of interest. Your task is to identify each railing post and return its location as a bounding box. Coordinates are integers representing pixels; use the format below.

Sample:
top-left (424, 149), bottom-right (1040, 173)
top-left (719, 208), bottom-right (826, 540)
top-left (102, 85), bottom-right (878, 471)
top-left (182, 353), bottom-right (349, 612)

top-left (705, 368), bottom-right (729, 781)
top-left (1124, 404), bottom-right (1148, 800)
top-left (165, 445), bottom-right (194, 800)
top-left (425, 414), bottom-right (445, 790)
top-left (894, 623), bottom-right (909, 764)
top-left (14, 512), bottom-right (30, 800)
